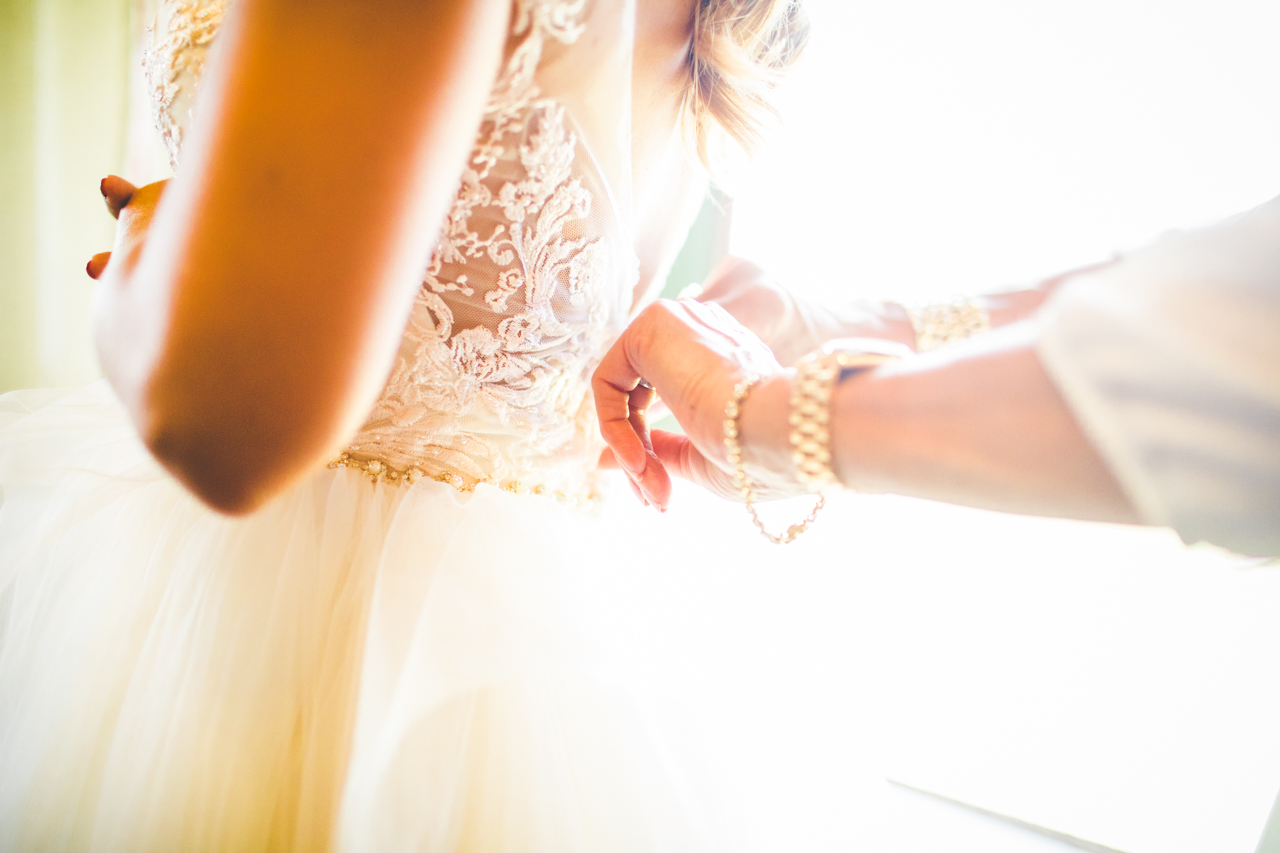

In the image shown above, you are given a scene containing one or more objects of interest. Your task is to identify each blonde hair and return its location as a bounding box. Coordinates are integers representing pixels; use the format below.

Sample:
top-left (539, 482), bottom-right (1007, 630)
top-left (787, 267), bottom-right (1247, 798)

top-left (685, 0), bottom-right (810, 169)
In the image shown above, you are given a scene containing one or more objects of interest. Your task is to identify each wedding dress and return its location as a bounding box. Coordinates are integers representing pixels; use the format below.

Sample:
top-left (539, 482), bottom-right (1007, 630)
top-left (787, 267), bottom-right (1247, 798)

top-left (0, 1), bottom-right (775, 850)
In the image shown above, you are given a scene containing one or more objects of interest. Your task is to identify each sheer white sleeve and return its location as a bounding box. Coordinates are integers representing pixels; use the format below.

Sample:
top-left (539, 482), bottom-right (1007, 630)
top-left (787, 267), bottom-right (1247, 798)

top-left (1038, 196), bottom-right (1280, 557)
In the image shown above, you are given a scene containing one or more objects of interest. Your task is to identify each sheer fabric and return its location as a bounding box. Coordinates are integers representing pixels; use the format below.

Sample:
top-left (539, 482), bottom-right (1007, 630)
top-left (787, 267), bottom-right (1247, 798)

top-left (1038, 195), bottom-right (1280, 557)
top-left (0, 382), bottom-right (725, 852)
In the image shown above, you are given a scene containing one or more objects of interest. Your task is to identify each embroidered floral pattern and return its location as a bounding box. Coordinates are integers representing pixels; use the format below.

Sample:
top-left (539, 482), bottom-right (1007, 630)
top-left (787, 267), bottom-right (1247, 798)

top-left (146, 0), bottom-right (630, 495)
top-left (144, 0), bottom-right (228, 171)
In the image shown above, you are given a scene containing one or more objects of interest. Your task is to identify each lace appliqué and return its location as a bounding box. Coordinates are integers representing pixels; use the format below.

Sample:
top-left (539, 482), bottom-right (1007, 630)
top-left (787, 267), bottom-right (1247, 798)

top-left (346, 0), bottom-right (623, 494)
top-left (143, 0), bottom-right (228, 171)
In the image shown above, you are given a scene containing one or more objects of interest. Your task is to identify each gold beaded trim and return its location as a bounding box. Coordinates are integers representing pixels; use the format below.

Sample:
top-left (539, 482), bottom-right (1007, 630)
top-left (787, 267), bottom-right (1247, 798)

top-left (908, 297), bottom-right (991, 352)
top-left (724, 375), bottom-right (825, 545)
top-left (327, 452), bottom-right (597, 508)
top-left (789, 349), bottom-right (898, 494)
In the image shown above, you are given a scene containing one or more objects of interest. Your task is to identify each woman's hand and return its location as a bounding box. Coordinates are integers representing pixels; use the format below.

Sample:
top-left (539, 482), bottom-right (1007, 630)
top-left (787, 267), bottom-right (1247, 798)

top-left (87, 176), bottom-right (169, 281)
top-left (698, 256), bottom-right (916, 364)
top-left (592, 298), bottom-right (801, 509)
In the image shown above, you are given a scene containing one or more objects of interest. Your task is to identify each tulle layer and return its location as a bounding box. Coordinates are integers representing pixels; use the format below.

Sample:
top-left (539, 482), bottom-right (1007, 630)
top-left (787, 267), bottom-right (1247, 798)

top-left (0, 382), bottom-right (723, 853)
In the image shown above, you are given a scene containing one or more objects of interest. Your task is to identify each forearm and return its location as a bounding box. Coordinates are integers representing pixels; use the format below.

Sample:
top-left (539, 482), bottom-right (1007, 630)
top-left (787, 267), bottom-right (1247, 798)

top-left (739, 322), bottom-right (1141, 524)
top-left (770, 295), bottom-right (914, 362)
top-left (789, 286), bottom-right (1053, 353)
top-left (94, 0), bottom-right (510, 513)
top-left (701, 256), bottom-right (1056, 363)
top-left (698, 258), bottom-right (915, 363)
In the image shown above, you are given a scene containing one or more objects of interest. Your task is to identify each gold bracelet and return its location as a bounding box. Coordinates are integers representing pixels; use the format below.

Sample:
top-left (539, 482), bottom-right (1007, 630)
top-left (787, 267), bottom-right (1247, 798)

top-left (907, 297), bottom-right (991, 351)
top-left (790, 348), bottom-right (899, 493)
top-left (724, 375), bottom-right (825, 545)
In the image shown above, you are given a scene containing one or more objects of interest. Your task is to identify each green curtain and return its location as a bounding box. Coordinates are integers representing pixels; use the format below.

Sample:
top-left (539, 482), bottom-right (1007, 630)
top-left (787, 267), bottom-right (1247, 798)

top-left (0, 0), bottom-right (143, 393)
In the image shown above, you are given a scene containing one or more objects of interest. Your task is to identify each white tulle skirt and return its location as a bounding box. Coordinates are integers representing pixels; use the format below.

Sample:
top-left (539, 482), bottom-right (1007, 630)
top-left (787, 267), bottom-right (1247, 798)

top-left (18, 381), bottom-right (1258, 853)
top-left (1, 381), bottom-right (810, 853)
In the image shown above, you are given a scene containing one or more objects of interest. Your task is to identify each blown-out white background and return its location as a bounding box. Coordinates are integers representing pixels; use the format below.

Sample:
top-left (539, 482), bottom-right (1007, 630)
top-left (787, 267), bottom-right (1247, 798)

top-left (731, 0), bottom-right (1280, 302)
top-left (711, 1), bottom-right (1280, 851)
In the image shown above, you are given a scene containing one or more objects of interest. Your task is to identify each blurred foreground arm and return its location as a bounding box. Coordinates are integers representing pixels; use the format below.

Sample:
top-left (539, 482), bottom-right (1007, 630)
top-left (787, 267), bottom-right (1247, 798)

top-left (93, 0), bottom-right (510, 513)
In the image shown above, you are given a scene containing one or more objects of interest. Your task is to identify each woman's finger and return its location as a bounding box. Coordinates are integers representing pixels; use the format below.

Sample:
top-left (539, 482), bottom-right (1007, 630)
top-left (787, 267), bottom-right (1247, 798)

top-left (597, 446), bottom-right (621, 470)
top-left (86, 252), bottom-right (112, 280)
top-left (595, 381), bottom-right (667, 506)
top-left (624, 383), bottom-right (672, 510)
top-left (593, 347), bottom-right (647, 474)
top-left (100, 175), bottom-right (138, 220)
top-left (650, 430), bottom-right (741, 502)
top-left (592, 318), bottom-right (672, 510)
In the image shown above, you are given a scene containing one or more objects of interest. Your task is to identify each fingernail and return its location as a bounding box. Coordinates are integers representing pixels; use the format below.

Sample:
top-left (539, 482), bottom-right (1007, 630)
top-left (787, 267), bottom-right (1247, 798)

top-left (86, 259), bottom-right (98, 279)
top-left (99, 178), bottom-right (108, 198)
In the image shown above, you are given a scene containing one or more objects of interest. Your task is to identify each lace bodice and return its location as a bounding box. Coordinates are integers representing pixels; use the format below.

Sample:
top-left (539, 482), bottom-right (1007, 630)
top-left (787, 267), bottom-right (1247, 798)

top-left (145, 0), bottom-right (637, 498)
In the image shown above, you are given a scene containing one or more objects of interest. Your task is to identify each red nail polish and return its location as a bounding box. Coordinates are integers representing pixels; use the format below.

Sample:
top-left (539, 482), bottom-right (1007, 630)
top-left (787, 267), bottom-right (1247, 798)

top-left (85, 260), bottom-right (97, 279)
top-left (99, 178), bottom-right (108, 198)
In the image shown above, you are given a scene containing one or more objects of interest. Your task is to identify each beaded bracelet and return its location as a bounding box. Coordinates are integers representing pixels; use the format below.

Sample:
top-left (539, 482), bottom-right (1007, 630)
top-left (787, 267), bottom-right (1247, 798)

top-left (907, 297), bottom-right (991, 351)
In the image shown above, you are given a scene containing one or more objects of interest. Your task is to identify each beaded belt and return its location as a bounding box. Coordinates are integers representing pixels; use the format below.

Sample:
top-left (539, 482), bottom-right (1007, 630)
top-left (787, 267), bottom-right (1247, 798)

top-left (327, 452), bottom-right (599, 508)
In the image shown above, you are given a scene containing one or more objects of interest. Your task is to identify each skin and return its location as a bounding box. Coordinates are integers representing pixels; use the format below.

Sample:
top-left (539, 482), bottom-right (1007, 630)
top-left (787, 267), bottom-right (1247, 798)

top-left (696, 254), bottom-right (1105, 364)
top-left (92, 0), bottom-right (706, 514)
top-left (592, 296), bottom-right (1141, 526)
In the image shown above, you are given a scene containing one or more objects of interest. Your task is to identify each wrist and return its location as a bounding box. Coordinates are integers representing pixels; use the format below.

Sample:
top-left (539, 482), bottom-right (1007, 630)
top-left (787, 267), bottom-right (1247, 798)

top-left (979, 289), bottom-right (1051, 328)
top-left (735, 370), bottom-right (800, 494)
top-left (878, 300), bottom-right (918, 350)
